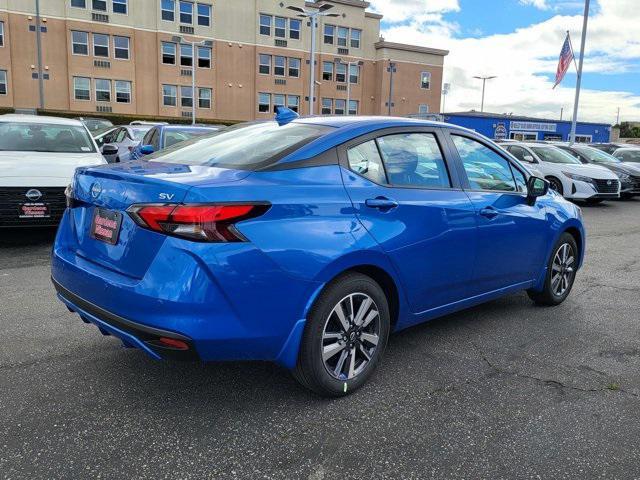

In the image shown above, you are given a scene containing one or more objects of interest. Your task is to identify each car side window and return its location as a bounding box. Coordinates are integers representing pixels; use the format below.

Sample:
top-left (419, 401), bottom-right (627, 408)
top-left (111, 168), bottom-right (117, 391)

top-left (508, 145), bottom-right (528, 162)
top-left (452, 135), bottom-right (517, 192)
top-left (149, 129), bottom-right (161, 150)
top-left (376, 133), bottom-right (450, 188)
top-left (347, 140), bottom-right (387, 184)
top-left (115, 128), bottom-right (127, 143)
top-left (510, 165), bottom-right (527, 193)
top-left (142, 128), bottom-right (155, 146)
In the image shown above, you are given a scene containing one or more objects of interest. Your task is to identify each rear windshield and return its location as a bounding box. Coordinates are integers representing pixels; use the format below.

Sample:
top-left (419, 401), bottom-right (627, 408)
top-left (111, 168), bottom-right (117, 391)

top-left (131, 127), bottom-right (152, 141)
top-left (530, 146), bottom-right (581, 164)
top-left (615, 149), bottom-right (640, 163)
top-left (0, 122), bottom-right (96, 153)
top-left (163, 128), bottom-right (216, 148)
top-left (148, 122), bottom-right (333, 170)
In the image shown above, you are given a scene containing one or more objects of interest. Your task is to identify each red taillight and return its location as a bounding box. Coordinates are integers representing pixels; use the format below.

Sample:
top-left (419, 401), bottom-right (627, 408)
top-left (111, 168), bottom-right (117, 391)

top-left (127, 203), bottom-right (269, 242)
top-left (158, 337), bottom-right (190, 350)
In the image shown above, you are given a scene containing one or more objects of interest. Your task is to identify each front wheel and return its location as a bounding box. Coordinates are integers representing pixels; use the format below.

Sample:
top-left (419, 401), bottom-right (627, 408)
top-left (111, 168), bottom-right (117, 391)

top-left (527, 233), bottom-right (578, 306)
top-left (547, 177), bottom-right (564, 196)
top-left (293, 273), bottom-right (390, 397)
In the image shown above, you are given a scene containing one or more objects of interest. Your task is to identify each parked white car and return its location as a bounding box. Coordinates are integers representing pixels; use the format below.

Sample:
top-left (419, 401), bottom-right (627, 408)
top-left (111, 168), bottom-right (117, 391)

top-left (0, 115), bottom-right (106, 227)
top-left (500, 142), bottom-right (621, 203)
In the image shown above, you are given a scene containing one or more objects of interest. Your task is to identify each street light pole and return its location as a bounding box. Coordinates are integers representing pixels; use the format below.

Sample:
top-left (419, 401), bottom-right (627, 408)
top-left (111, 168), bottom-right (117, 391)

top-left (569, 0), bottom-right (590, 144)
top-left (473, 75), bottom-right (496, 112)
top-left (173, 36), bottom-right (213, 125)
top-left (287, 4), bottom-right (340, 116)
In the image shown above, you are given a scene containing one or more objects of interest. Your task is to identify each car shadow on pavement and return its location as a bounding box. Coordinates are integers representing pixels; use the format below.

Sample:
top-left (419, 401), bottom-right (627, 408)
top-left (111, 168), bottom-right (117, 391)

top-left (0, 227), bottom-right (57, 247)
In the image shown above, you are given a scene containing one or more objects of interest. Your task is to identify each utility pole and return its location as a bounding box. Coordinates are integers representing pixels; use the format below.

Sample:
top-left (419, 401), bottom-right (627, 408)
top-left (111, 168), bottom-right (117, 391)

top-left (387, 61), bottom-right (396, 116)
top-left (569, 0), bottom-right (590, 145)
top-left (441, 83), bottom-right (450, 114)
top-left (287, 4), bottom-right (340, 116)
top-left (473, 76), bottom-right (496, 113)
top-left (616, 107), bottom-right (620, 125)
top-left (560, 107), bottom-right (564, 121)
top-left (35, 0), bottom-right (45, 109)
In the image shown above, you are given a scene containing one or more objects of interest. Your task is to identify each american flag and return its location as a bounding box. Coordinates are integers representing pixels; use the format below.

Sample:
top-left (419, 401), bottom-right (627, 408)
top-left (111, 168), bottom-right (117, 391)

top-left (553, 33), bottom-right (574, 89)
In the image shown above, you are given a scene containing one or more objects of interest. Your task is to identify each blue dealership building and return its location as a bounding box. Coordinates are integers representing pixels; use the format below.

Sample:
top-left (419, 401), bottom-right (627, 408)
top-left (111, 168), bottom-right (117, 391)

top-left (442, 111), bottom-right (611, 143)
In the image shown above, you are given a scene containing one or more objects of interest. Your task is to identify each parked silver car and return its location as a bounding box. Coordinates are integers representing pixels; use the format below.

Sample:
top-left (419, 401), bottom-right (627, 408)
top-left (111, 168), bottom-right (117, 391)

top-left (94, 125), bottom-right (153, 163)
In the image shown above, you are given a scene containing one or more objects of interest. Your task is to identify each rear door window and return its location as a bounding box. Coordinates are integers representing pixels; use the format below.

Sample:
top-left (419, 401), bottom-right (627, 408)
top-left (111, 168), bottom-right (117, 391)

top-left (452, 135), bottom-right (518, 192)
top-left (347, 140), bottom-right (387, 184)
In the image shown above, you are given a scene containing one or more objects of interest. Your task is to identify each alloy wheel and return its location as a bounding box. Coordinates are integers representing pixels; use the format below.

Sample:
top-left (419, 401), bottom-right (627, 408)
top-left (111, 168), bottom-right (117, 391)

top-left (321, 293), bottom-right (381, 380)
top-left (551, 243), bottom-right (575, 296)
top-left (549, 178), bottom-right (563, 194)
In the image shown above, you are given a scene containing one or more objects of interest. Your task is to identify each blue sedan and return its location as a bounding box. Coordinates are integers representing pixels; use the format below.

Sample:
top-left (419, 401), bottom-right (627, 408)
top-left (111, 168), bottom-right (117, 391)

top-left (129, 124), bottom-right (220, 159)
top-left (52, 110), bottom-right (585, 396)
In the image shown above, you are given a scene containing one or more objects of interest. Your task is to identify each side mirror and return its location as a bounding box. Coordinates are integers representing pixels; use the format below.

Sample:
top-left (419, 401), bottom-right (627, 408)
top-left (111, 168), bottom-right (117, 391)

top-left (140, 145), bottom-right (155, 155)
top-left (526, 176), bottom-right (549, 204)
top-left (523, 155), bottom-right (535, 163)
top-left (102, 144), bottom-right (119, 156)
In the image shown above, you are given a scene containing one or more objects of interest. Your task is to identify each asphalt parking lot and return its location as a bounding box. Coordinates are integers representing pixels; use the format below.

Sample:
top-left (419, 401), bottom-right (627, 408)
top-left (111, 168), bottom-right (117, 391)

top-left (1, 199), bottom-right (639, 480)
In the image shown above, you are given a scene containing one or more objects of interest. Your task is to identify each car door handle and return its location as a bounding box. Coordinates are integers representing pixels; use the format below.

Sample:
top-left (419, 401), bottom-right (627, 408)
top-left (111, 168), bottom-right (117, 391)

top-left (365, 197), bottom-right (399, 210)
top-left (479, 206), bottom-right (499, 219)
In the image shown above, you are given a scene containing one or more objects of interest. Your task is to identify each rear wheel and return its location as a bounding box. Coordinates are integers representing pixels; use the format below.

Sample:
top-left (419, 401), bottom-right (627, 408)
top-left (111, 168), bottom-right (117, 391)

top-left (527, 233), bottom-right (578, 306)
top-left (293, 273), bottom-right (390, 397)
top-left (547, 177), bottom-right (564, 195)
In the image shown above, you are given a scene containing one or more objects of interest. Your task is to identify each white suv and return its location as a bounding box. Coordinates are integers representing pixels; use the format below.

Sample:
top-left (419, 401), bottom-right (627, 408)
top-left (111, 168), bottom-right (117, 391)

top-left (500, 142), bottom-right (620, 204)
top-left (0, 115), bottom-right (106, 227)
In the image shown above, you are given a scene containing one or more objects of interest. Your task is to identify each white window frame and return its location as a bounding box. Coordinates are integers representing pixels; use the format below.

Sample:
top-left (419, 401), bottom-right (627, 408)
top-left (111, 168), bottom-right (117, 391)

top-left (180, 85), bottom-right (193, 108)
top-left (71, 31), bottom-right (89, 56)
top-left (73, 76), bottom-right (91, 101)
top-left (179, 1), bottom-right (194, 25)
top-left (287, 95), bottom-right (300, 112)
top-left (335, 63), bottom-right (346, 83)
top-left (258, 92), bottom-right (271, 113)
top-left (197, 3), bottom-right (211, 26)
top-left (180, 43), bottom-right (193, 67)
top-left (288, 57), bottom-right (300, 78)
top-left (274, 17), bottom-right (287, 39)
top-left (289, 18), bottom-right (301, 40)
top-left (93, 33), bottom-right (110, 58)
top-left (115, 80), bottom-right (132, 103)
top-left (161, 0), bottom-right (175, 21)
top-left (162, 84), bottom-right (177, 106)
top-left (113, 36), bottom-right (130, 60)
top-left (420, 71), bottom-right (431, 90)
top-left (321, 98), bottom-right (333, 115)
top-left (337, 26), bottom-right (348, 47)
top-left (509, 131), bottom-right (538, 141)
top-left (92, 0), bottom-right (107, 11)
top-left (259, 14), bottom-right (271, 36)
top-left (0, 70), bottom-right (8, 95)
top-left (198, 87), bottom-right (212, 109)
top-left (350, 29), bottom-right (361, 49)
top-left (0, 21), bottom-right (5, 47)
top-left (348, 100), bottom-right (358, 115)
top-left (322, 61), bottom-right (333, 81)
top-left (258, 54), bottom-right (271, 75)
top-left (324, 24), bottom-right (335, 45)
top-left (418, 104), bottom-right (429, 114)
top-left (70, 0), bottom-right (87, 8)
top-left (95, 78), bottom-right (112, 102)
top-left (334, 99), bottom-right (346, 115)
top-left (273, 93), bottom-right (286, 112)
top-left (112, 0), bottom-right (127, 15)
top-left (349, 64), bottom-right (359, 84)
top-left (274, 55), bottom-right (286, 77)
top-left (197, 46), bottom-right (211, 68)
top-left (161, 41), bottom-right (177, 65)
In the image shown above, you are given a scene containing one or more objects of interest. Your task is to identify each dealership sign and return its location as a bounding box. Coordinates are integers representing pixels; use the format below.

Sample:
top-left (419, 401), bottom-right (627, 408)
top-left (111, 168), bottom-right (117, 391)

top-left (494, 123), bottom-right (507, 139)
top-left (510, 121), bottom-right (557, 132)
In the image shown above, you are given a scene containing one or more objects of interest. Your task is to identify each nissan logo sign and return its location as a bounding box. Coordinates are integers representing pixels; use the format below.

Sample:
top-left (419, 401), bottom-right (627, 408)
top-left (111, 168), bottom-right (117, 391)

top-left (90, 182), bottom-right (102, 199)
top-left (25, 189), bottom-right (42, 201)
top-left (607, 180), bottom-right (612, 186)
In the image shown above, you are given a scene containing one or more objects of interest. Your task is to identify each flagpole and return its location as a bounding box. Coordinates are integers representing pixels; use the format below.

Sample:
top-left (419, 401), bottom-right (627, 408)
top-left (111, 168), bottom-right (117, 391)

top-left (569, 0), bottom-right (590, 145)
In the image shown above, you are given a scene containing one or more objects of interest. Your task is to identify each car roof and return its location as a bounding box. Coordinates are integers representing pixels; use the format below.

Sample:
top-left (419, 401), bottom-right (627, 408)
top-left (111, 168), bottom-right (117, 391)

top-left (0, 114), bottom-right (85, 127)
top-left (161, 124), bottom-right (219, 130)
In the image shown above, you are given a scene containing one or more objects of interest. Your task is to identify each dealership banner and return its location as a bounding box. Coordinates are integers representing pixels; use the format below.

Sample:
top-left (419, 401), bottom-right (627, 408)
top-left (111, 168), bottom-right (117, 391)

top-left (509, 121), bottom-right (557, 132)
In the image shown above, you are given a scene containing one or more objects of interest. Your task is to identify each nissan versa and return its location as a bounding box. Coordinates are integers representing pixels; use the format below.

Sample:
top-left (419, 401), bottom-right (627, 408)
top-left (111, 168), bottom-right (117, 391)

top-left (52, 112), bottom-right (585, 396)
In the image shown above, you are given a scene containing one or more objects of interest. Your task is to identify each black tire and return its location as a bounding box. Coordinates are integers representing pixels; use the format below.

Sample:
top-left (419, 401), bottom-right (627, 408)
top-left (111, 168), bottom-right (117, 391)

top-left (293, 272), bottom-right (391, 397)
top-left (546, 177), bottom-right (564, 195)
top-left (585, 198), bottom-right (604, 205)
top-left (527, 232), bottom-right (578, 306)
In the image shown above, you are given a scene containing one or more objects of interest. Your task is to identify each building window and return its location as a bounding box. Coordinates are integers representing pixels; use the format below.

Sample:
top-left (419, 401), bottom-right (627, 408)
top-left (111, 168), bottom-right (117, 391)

top-left (348, 100), bottom-right (358, 115)
top-left (179, 1), bottom-right (193, 24)
top-left (73, 77), bottom-right (91, 100)
top-left (95, 79), bottom-right (112, 102)
top-left (198, 87), bottom-right (212, 108)
top-left (180, 43), bottom-right (193, 67)
top-left (274, 17), bottom-right (286, 38)
top-left (350, 29), bottom-right (361, 48)
top-left (334, 99), bottom-right (346, 115)
top-left (322, 61), bottom-right (333, 81)
top-left (273, 94), bottom-right (285, 112)
top-left (93, 33), bottom-right (109, 57)
top-left (289, 19), bottom-right (301, 40)
top-left (259, 14), bottom-right (271, 36)
top-left (258, 54), bottom-right (271, 75)
top-left (349, 64), bottom-right (359, 84)
top-left (162, 41), bottom-right (176, 64)
top-left (288, 58), bottom-right (300, 78)
top-left (114, 36), bottom-right (130, 60)
top-left (420, 71), bottom-right (431, 89)
top-left (0, 70), bottom-right (6, 95)
top-left (324, 25), bottom-right (334, 45)
top-left (180, 86), bottom-right (193, 107)
top-left (0, 23), bottom-right (4, 47)
top-left (197, 3), bottom-right (211, 26)
top-left (258, 93), bottom-right (270, 113)
top-left (112, 0), bottom-right (127, 14)
top-left (337, 27), bottom-right (348, 47)
top-left (71, 0), bottom-right (86, 7)
top-left (163, 84), bottom-right (177, 106)
top-left (71, 31), bottom-right (89, 55)
top-left (418, 104), bottom-right (429, 114)
top-left (161, 0), bottom-right (175, 21)
top-left (198, 46), bottom-right (211, 68)
top-left (115, 80), bottom-right (131, 103)
top-left (274, 56), bottom-right (286, 76)
top-left (321, 98), bottom-right (332, 115)
top-left (335, 63), bottom-right (346, 83)
top-left (92, 0), bottom-right (107, 11)
top-left (287, 95), bottom-right (299, 113)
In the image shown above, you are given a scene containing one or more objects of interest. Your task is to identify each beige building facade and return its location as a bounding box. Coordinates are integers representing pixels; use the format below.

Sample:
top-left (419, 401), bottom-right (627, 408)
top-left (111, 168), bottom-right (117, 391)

top-left (0, 0), bottom-right (448, 122)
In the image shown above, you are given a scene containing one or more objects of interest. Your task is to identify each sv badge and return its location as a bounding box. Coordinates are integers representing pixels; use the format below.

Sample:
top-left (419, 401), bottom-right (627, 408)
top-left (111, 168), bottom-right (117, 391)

top-left (159, 193), bottom-right (175, 201)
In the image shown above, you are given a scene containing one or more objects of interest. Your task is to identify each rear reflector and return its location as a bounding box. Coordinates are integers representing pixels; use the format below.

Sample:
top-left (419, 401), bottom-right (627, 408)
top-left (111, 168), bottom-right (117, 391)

top-left (158, 337), bottom-right (190, 350)
top-left (127, 203), bottom-right (269, 242)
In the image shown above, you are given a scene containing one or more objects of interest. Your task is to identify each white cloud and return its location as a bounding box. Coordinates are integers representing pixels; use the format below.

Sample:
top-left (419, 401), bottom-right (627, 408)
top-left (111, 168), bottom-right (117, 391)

top-left (377, 0), bottom-right (640, 122)
top-left (368, 0), bottom-right (460, 24)
top-left (520, 0), bottom-right (550, 9)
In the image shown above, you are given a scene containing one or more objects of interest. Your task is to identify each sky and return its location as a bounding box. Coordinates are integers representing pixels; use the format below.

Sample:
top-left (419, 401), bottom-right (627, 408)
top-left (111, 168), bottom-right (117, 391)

top-left (369, 0), bottom-right (640, 124)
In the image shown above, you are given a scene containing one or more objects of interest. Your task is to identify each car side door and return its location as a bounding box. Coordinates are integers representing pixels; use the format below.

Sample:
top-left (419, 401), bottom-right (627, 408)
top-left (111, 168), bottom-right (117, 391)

top-left (339, 127), bottom-right (478, 319)
top-left (446, 132), bottom-right (550, 294)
